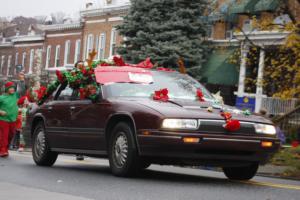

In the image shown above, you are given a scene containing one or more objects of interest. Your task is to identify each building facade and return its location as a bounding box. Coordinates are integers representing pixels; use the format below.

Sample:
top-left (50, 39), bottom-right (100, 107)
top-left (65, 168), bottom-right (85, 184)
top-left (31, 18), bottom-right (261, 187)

top-left (0, 0), bottom-right (129, 87)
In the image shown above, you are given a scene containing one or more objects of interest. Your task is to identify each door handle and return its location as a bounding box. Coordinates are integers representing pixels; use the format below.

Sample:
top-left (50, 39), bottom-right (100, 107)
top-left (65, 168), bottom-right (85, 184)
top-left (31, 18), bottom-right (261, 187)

top-left (70, 106), bottom-right (76, 110)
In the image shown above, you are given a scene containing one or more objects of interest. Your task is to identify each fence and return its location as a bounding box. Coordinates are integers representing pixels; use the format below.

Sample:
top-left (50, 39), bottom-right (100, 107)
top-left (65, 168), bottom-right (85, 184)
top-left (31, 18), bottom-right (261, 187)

top-left (261, 97), bottom-right (300, 116)
top-left (273, 106), bottom-right (300, 142)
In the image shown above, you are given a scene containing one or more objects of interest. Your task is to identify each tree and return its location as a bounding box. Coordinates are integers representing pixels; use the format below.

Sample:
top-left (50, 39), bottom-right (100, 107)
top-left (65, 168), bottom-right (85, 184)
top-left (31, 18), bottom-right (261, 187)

top-left (51, 12), bottom-right (66, 24)
top-left (228, 16), bottom-right (300, 99)
top-left (117, 0), bottom-right (209, 78)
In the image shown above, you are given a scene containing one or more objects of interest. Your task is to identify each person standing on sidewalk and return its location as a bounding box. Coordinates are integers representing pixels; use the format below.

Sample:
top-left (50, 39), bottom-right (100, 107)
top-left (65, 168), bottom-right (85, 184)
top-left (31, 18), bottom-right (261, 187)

top-left (0, 82), bottom-right (19, 157)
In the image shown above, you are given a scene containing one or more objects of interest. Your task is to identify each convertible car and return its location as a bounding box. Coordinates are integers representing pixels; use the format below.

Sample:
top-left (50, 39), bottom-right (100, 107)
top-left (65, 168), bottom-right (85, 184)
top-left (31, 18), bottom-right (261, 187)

top-left (25, 67), bottom-right (280, 180)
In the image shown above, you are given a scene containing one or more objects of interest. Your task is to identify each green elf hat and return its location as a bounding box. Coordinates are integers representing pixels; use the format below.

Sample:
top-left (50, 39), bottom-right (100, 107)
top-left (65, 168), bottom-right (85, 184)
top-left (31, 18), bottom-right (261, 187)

top-left (5, 81), bottom-right (16, 92)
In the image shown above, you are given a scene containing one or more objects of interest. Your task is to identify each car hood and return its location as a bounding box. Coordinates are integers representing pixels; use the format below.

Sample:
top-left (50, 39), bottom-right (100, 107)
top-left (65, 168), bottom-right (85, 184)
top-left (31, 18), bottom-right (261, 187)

top-left (114, 97), bottom-right (271, 124)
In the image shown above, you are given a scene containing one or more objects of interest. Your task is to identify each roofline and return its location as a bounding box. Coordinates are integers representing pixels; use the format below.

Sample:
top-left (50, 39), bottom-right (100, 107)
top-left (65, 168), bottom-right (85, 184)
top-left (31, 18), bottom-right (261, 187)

top-left (41, 22), bottom-right (83, 32)
top-left (80, 4), bottom-right (130, 18)
top-left (10, 34), bottom-right (45, 43)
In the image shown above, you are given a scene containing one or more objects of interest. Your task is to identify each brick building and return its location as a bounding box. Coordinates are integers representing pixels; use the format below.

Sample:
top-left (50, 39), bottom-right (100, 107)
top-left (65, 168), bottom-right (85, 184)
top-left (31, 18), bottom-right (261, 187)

top-left (0, 0), bottom-right (129, 87)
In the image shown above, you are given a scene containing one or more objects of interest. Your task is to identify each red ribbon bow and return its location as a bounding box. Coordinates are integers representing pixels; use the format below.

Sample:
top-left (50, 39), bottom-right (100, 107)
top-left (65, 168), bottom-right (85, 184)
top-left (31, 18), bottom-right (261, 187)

top-left (153, 88), bottom-right (169, 102)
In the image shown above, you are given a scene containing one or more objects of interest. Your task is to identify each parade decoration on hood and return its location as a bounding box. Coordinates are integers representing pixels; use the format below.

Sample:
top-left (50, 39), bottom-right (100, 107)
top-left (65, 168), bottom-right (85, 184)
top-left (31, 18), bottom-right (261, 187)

top-left (220, 110), bottom-right (241, 132)
top-left (153, 88), bottom-right (169, 102)
top-left (196, 89), bottom-right (205, 102)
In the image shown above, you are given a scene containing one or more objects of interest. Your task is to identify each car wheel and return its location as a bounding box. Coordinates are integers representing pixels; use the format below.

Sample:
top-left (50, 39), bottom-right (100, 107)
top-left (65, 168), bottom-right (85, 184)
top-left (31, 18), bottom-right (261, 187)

top-left (108, 122), bottom-right (141, 177)
top-left (223, 163), bottom-right (259, 180)
top-left (32, 122), bottom-right (58, 166)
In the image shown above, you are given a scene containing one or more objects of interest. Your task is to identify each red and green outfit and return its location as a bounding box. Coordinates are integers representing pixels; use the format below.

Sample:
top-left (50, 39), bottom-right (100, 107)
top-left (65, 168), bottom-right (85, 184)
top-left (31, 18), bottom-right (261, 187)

top-left (0, 83), bottom-right (19, 157)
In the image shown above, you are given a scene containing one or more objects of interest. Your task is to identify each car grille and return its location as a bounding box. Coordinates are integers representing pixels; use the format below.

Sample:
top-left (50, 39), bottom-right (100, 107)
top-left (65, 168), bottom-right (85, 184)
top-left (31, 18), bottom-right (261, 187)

top-left (198, 120), bottom-right (256, 135)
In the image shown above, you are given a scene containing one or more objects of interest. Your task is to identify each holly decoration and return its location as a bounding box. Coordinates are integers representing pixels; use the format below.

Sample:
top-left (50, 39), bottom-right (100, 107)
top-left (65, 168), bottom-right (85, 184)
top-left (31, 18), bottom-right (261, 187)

top-left (153, 88), bottom-right (169, 102)
top-left (220, 110), bottom-right (241, 132)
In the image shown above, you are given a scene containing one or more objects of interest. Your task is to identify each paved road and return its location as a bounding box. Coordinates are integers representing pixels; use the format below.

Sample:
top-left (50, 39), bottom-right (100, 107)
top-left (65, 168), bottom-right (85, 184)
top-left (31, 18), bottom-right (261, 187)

top-left (0, 151), bottom-right (299, 200)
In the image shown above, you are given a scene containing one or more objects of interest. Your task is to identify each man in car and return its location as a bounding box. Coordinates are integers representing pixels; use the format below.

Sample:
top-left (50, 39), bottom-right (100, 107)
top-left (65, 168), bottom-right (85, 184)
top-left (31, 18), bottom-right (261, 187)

top-left (0, 82), bottom-right (19, 157)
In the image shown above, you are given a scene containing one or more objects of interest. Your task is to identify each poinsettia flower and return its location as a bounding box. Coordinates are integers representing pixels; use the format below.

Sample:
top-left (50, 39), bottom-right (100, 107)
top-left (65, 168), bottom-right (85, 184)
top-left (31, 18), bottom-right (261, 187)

top-left (153, 88), bottom-right (169, 102)
top-left (224, 120), bottom-right (241, 132)
top-left (196, 89), bottom-right (205, 102)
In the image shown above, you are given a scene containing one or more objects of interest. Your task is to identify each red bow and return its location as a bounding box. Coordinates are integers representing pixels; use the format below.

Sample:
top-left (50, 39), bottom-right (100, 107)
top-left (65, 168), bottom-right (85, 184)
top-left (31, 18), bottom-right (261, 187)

top-left (56, 70), bottom-right (65, 83)
top-left (220, 111), bottom-right (240, 132)
top-left (136, 58), bottom-right (154, 69)
top-left (157, 67), bottom-right (175, 72)
top-left (196, 89), bottom-right (205, 102)
top-left (153, 88), bottom-right (169, 102)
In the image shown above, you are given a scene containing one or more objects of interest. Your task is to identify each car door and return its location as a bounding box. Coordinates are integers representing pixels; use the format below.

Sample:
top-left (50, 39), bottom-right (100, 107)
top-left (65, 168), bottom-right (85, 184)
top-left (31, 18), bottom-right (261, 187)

top-left (67, 91), bottom-right (107, 152)
top-left (45, 84), bottom-right (74, 149)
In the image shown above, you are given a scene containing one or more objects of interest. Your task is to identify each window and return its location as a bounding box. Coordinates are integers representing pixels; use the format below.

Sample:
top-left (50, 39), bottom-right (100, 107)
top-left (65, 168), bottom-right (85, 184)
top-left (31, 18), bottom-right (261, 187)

top-left (15, 52), bottom-right (19, 66)
top-left (29, 49), bottom-right (34, 74)
top-left (55, 45), bottom-right (61, 67)
top-left (98, 33), bottom-right (106, 59)
top-left (22, 52), bottom-right (26, 68)
top-left (109, 28), bottom-right (117, 56)
top-left (7, 55), bottom-right (12, 76)
top-left (64, 40), bottom-right (71, 65)
top-left (86, 34), bottom-right (94, 59)
top-left (56, 84), bottom-right (73, 101)
top-left (45, 45), bottom-right (51, 69)
top-left (0, 55), bottom-right (5, 74)
top-left (74, 40), bottom-right (81, 63)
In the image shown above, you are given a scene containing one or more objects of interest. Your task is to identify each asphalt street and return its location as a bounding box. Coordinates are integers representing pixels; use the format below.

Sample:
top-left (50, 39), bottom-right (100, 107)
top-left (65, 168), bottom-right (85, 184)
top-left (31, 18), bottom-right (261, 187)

top-left (0, 151), bottom-right (300, 200)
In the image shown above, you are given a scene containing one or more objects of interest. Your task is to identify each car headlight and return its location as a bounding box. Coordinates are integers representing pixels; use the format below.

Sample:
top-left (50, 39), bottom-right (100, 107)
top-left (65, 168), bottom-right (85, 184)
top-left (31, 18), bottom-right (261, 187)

top-left (162, 119), bottom-right (199, 130)
top-left (254, 124), bottom-right (276, 135)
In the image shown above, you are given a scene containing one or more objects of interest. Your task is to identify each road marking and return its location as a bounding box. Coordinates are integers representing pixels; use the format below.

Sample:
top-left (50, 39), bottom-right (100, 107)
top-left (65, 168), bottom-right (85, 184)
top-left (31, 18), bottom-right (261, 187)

top-left (238, 180), bottom-right (300, 191)
top-left (9, 151), bottom-right (300, 191)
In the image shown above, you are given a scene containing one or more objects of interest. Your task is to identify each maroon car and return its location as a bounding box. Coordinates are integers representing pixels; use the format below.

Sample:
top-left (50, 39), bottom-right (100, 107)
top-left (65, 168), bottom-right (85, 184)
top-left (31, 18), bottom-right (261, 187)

top-left (26, 67), bottom-right (280, 180)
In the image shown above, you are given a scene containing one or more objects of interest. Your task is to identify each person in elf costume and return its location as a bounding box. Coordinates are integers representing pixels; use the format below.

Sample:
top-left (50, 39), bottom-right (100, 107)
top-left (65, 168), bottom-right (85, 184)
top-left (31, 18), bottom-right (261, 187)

top-left (0, 82), bottom-right (19, 157)
top-left (15, 96), bottom-right (28, 152)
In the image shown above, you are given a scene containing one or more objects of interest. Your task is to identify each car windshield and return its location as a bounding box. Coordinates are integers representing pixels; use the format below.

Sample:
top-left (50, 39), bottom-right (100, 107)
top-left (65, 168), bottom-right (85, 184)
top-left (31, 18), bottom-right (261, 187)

top-left (104, 71), bottom-right (215, 102)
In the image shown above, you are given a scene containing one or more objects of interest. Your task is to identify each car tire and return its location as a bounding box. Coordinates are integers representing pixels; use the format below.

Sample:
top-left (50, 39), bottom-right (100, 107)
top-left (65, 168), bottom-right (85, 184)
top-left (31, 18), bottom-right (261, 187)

top-left (223, 163), bottom-right (259, 180)
top-left (32, 122), bottom-right (58, 166)
top-left (108, 122), bottom-right (141, 177)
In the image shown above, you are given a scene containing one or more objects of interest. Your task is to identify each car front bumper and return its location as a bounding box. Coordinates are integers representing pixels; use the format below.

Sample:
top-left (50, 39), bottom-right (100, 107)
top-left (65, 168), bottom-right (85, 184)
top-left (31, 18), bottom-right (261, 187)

top-left (137, 130), bottom-right (280, 167)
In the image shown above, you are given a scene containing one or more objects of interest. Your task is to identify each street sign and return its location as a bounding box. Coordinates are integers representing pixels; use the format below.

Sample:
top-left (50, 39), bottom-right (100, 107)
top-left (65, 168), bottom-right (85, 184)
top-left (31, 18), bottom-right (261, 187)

top-left (235, 96), bottom-right (256, 112)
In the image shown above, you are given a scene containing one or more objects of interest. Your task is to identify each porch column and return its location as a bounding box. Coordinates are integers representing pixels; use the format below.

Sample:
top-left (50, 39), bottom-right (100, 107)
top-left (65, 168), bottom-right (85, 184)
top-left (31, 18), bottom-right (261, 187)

top-left (237, 43), bottom-right (249, 97)
top-left (255, 47), bottom-right (265, 113)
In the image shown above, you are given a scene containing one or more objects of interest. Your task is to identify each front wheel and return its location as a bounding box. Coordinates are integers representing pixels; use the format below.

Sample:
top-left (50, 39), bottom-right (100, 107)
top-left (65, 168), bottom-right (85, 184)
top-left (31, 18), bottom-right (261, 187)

top-left (32, 122), bottom-right (58, 166)
top-left (223, 163), bottom-right (259, 180)
top-left (108, 122), bottom-right (141, 177)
